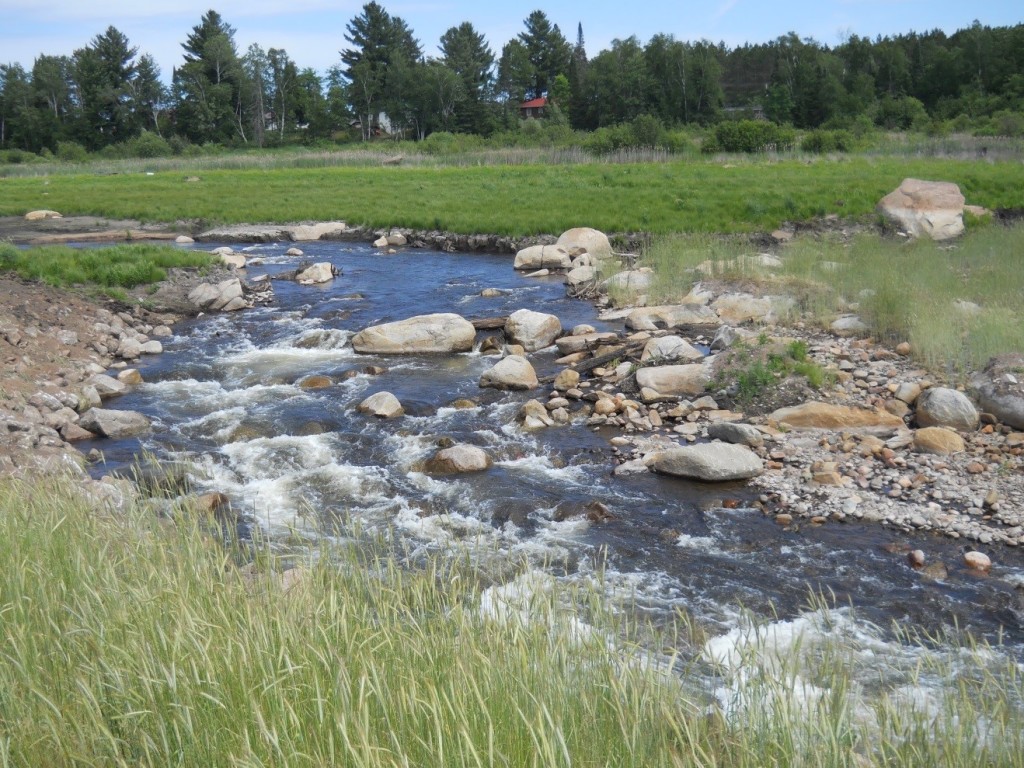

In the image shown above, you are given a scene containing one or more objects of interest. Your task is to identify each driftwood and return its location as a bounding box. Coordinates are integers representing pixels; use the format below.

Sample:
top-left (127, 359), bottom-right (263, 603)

top-left (615, 251), bottom-right (641, 269)
top-left (538, 339), bottom-right (645, 384)
top-left (471, 316), bottom-right (508, 331)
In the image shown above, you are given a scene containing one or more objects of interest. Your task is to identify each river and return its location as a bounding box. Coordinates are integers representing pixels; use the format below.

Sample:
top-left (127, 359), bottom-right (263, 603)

top-left (82, 239), bottom-right (1024, 707)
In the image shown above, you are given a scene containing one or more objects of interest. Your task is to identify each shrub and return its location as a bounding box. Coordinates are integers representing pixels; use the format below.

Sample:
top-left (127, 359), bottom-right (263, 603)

top-left (126, 131), bottom-right (173, 158)
top-left (703, 120), bottom-right (797, 154)
top-left (55, 141), bottom-right (89, 163)
top-left (2, 149), bottom-right (30, 164)
top-left (659, 129), bottom-right (694, 154)
top-left (630, 114), bottom-right (664, 149)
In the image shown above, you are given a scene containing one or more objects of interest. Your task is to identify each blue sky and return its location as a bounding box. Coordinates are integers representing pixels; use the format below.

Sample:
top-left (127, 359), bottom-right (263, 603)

top-left (1, 0), bottom-right (1020, 81)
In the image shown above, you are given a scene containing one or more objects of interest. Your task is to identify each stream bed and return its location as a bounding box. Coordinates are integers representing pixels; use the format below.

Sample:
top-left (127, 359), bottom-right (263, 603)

top-left (82, 240), bottom-right (1024, 705)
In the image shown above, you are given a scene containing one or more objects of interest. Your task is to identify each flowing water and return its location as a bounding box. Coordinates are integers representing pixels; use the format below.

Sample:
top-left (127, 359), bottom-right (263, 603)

top-left (84, 240), bottom-right (1024, 707)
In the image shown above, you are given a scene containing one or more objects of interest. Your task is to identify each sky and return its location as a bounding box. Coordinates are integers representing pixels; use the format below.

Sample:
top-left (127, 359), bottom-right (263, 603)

top-left (1, 0), bottom-right (1021, 81)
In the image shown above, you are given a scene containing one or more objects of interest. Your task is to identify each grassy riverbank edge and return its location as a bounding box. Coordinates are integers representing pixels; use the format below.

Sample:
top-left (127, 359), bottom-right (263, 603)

top-left (1, 474), bottom-right (1022, 767)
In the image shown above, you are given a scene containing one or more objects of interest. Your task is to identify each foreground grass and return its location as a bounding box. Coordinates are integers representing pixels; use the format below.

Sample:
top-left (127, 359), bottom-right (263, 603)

top-left (0, 242), bottom-right (215, 294)
top-left (1, 476), bottom-right (1023, 766)
top-left (0, 156), bottom-right (1020, 236)
top-left (641, 222), bottom-right (1024, 376)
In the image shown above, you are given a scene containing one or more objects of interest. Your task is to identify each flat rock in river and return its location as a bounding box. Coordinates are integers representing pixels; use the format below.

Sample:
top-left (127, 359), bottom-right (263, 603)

top-left (351, 313), bottom-right (475, 354)
top-left (78, 408), bottom-right (151, 439)
top-left (645, 443), bottom-right (763, 482)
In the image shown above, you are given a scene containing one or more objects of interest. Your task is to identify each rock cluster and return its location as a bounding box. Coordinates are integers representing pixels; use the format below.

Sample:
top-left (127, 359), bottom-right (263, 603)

top-left (0, 279), bottom-right (179, 477)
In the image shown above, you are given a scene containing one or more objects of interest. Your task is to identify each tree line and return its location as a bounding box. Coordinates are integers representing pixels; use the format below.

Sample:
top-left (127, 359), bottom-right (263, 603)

top-left (2, 4), bottom-right (1023, 157)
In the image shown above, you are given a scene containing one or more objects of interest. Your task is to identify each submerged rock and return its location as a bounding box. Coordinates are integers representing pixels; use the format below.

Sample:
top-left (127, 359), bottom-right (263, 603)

top-left (357, 391), bottom-right (404, 418)
top-left (423, 444), bottom-right (492, 474)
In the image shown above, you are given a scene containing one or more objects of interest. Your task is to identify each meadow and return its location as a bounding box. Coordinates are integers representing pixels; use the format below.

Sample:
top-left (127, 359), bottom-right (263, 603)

top-left (0, 154), bottom-right (1020, 236)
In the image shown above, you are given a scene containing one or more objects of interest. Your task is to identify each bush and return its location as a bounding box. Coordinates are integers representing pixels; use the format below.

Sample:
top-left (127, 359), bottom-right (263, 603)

top-left (659, 129), bottom-right (694, 154)
top-left (55, 141), bottom-right (89, 163)
top-left (2, 149), bottom-right (30, 164)
top-left (703, 120), bottom-right (797, 154)
top-left (630, 114), bottom-right (664, 149)
top-left (126, 131), bottom-right (173, 158)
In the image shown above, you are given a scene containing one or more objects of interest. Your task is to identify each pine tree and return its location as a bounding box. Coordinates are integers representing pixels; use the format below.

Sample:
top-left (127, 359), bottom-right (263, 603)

top-left (341, 2), bottom-right (421, 139)
top-left (439, 22), bottom-right (495, 134)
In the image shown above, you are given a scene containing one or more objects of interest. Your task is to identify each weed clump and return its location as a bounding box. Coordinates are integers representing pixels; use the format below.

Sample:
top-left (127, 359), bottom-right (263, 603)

top-left (711, 336), bottom-right (836, 413)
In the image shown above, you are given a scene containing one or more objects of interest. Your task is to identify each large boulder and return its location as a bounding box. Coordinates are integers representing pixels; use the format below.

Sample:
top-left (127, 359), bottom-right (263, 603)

top-left (877, 178), bottom-right (965, 241)
top-left (357, 391), bottom-right (404, 418)
top-left (352, 313), bottom-right (476, 354)
top-left (640, 336), bottom-right (704, 364)
top-left (769, 402), bottom-right (905, 432)
top-left (565, 265), bottom-right (598, 293)
top-left (513, 245), bottom-right (572, 271)
top-left (188, 278), bottom-right (247, 312)
top-left (915, 387), bottom-right (978, 431)
top-left (78, 408), bottom-right (151, 439)
top-left (289, 222), bottom-right (347, 241)
top-left (556, 227), bottom-right (613, 261)
top-left (295, 262), bottom-right (339, 284)
top-left (625, 304), bottom-right (720, 331)
top-left (969, 355), bottom-right (1024, 430)
top-left (24, 210), bottom-right (62, 221)
top-left (220, 252), bottom-right (247, 269)
top-left (601, 269), bottom-right (654, 294)
top-left (87, 374), bottom-right (127, 399)
top-left (423, 444), bottom-right (492, 474)
top-left (505, 309), bottom-right (562, 352)
top-left (707, 422), bottom-right (764, 448)
top-left (635, 364), bottom-right (711, 398)
top-left (479, 355), bottom-right (538, 390)
top-left (645, 443), bottom-right (763, 482)
top-left (712, 293), bottom-right (794, 325)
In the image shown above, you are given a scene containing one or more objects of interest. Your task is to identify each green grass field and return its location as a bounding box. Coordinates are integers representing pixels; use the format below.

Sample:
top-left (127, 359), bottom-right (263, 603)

top-left (1, 156), bottom-right (1020, 236)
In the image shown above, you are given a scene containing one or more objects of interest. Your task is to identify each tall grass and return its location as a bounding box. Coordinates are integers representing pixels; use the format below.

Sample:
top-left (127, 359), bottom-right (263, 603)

top-left (1, 475), bottom-right (1022, 766)
top-left (0, 242), bottom-right (215, 289)
top-left (638, 223), bottom-right (1024, 377)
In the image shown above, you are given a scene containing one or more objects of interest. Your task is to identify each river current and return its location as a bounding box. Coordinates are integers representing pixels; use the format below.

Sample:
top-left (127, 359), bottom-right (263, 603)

top-left (83, 240), bottom-right (1024, 704)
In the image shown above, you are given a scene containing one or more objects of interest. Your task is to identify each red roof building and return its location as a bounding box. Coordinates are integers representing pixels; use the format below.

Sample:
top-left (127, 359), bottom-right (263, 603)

top-left (519, 97), bottom-right (547, 119)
